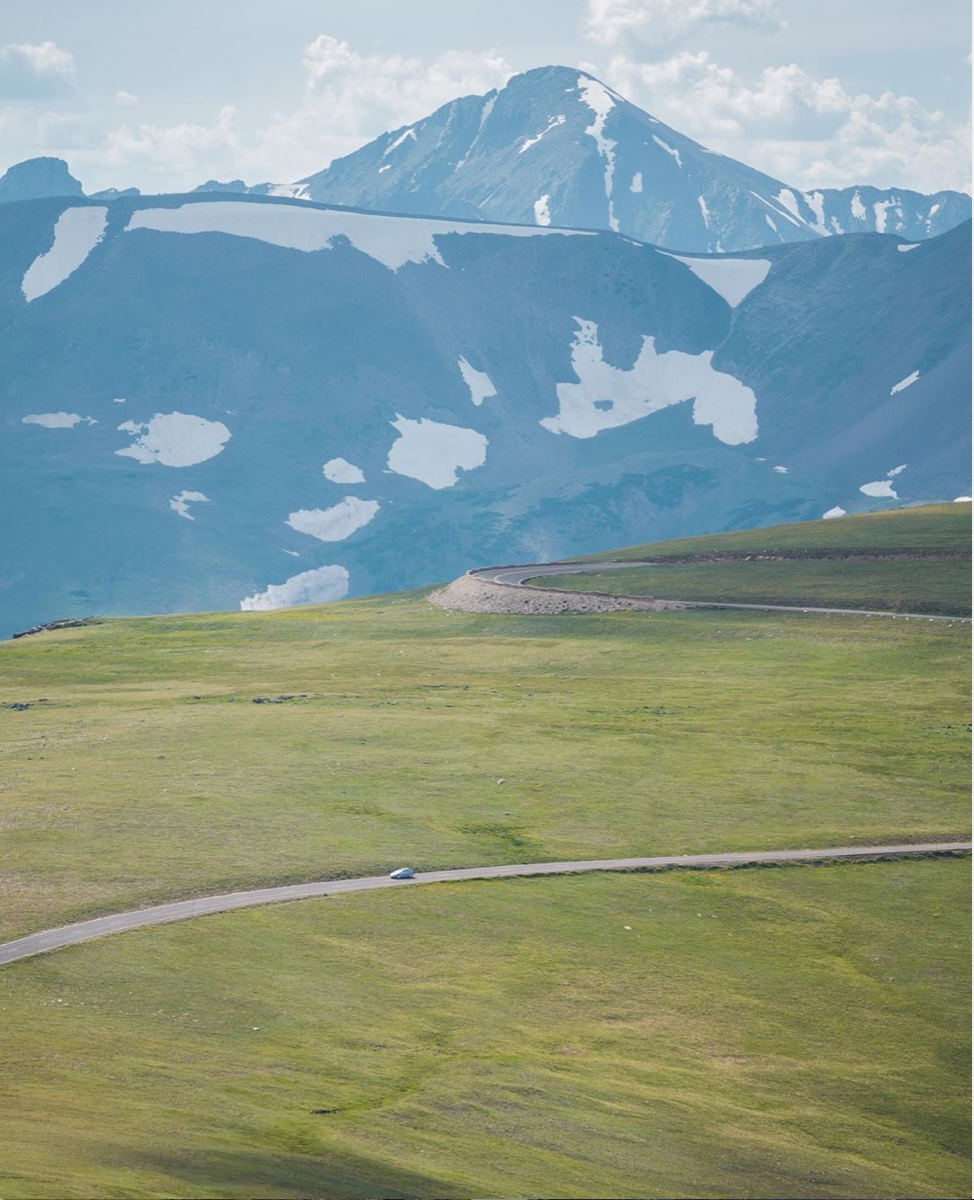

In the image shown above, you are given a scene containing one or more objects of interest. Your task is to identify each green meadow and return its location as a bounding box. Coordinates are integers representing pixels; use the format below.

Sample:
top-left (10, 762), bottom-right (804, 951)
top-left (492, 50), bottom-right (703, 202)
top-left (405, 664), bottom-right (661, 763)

top-left (0, 861), bottom-right (968, 1199)
top-left (1, 591), bottom-right (968, 941)
top-left (547, 503), bottom-right (972, 615)
top-left (0, 505), bottom-right (969, 1198)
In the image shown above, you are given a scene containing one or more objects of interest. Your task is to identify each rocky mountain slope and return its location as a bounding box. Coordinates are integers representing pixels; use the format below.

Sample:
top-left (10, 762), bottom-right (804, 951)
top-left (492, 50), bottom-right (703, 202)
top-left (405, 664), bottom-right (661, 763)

top-left (0, 192), bottom-right (969, 635)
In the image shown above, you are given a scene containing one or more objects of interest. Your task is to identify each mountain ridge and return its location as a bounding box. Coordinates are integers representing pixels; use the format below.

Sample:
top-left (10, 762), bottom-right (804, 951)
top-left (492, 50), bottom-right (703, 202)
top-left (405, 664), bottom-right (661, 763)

top-left (0, 190), bottom-right (968, 636)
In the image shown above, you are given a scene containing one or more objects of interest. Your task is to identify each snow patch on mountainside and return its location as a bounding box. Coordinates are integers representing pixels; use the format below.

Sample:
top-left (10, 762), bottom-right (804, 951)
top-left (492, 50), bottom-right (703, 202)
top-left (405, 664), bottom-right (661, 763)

top-left (383, 127), bottom-right (417, 157)
top-left (859, 479), bottom-right (897, 498)
top-left (240, 564), bottom-right (349, 611)
top-left (578, 76), bottom-right (618, 232)
top-left (127, 201), bottom-right (592, 273)
top-left (661, 253), bottom-right (771, 308)
top-left (652, 135), bottom-right (682, 168)
top-left (823, 507), bottom-right (846, 519)
top-left (533, 195), bottom-right (551, 225)
top-left (387, 414), bottom-right (488, 489)
top-left (21, 206), bottom-right (108, 302)
top-left (454, 93), bottom-right (497, 170)
top-left (287, 497), bottom-right (379, 541)
top-left (170, 490), bottom-right (209, 520)
top-left (897, 243), bottom-right (920, 252)
top-left (541, 318), bottom-right (757, 445)
top-left (890, 369), bottom-right (920, 394)
top-left (630, 172), bottom-right (643, 193)
top-left (269, 183), bottom-right (310, 201)
top-left (458, 356), bottom-right (496, 406)
top-left (520, 114), bottom-right (565, 153)
top-left (115, 412), bottom-right (231, 466)
top-left (22, 412), bottom-right (96, 428)
top-left (860, 464), bottom-right (907, 499)
top-left (323, 457), bottom-right (365, 484)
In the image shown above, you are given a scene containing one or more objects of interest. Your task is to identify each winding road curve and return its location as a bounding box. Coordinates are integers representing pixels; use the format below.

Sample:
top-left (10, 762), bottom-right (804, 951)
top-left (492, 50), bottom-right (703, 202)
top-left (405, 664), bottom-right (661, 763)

top-left (470, 562), bottom-right (972, 622)
top-left (1, 843), bottom-right (969, 967)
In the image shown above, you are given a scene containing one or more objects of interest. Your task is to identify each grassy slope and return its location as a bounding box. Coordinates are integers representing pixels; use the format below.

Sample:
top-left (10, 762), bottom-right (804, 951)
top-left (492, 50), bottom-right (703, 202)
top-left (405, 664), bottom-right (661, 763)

top-left (0, 860), bottom-right (968, 1200)
top-left (534, 558), bottom-right (972, 615)
top-left (0, 594), bottom-right (969, 940)
top-left (576, 502), bottom-right (972, 560)
top-left (532, 504), bottom-right (973, 615)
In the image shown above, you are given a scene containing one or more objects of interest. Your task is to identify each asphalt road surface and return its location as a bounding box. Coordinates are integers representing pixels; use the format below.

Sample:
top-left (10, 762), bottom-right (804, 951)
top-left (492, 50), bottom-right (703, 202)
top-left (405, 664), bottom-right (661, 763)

top-left (471, 562), bottom-right (971, 621)
top-left (1, 842), bottom-right (969, 967)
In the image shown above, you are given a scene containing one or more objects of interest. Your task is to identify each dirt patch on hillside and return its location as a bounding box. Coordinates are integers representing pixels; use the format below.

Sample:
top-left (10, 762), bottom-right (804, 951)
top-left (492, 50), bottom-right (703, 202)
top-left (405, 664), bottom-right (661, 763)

top-left (429, 574), bottom-right (683, 616)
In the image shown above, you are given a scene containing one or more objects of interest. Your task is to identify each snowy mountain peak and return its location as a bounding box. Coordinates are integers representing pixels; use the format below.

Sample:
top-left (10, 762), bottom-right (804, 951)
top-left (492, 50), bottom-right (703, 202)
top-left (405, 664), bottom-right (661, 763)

top-left (278, 65), bottom-right (970, 253)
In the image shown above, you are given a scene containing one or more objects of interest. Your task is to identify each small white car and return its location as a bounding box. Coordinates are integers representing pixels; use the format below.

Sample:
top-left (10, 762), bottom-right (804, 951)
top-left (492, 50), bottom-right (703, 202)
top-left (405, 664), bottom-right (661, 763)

top-left (389, 867), bottom-right (415, 880)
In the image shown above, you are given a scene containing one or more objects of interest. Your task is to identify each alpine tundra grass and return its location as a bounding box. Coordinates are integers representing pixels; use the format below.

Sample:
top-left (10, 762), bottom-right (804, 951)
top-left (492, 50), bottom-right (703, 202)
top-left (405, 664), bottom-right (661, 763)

top-left (0, 860), bottom-right (967, 1199)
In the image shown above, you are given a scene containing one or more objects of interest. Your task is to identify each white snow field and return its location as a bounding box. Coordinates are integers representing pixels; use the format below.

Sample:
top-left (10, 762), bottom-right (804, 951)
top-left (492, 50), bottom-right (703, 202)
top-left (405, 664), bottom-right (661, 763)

top-left (21, 205), bottom-right (109, 302)
top-left (126, 200), bottom-right (593, 274)
top-left (115, 412), bottom-right (231, 467)
top-left (240, 564), bottom-right (350, 611)
top-left (578, 76), bottom-right (618, 232)
top-left (323, 458), bottom-right (365, 484)
top-left (286, 497), bottom-right (379, 541)
top-left (169, 491), bottom-right (209, 520)
top-left (386, 414), bottom-right (488, 489)
top-left (458, 356), bottom-right (496, 406)
top-left (519, 114), bottom-right (564, 153)
top-left (660, 252), bottom-right (771, 308)
top-left (823, 507), bottom-right (847, 519)
top-left (540, 318), bottom-right (758, 445)
top-left (890, 370), bottom-right (920, 394)
top-left (22, 412), bottom-right (95, 428)
top-left (860, 479), bottom-right (897, 498)
top-left (652, 135), bottom-right (683, 168)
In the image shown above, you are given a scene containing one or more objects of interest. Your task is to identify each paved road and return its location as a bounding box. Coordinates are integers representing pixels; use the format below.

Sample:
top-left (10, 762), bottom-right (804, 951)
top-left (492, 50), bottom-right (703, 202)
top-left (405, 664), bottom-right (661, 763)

top-left (1, 842), bottom-right (968, 967)
top-left (471, 562), bottom-right (971, 622)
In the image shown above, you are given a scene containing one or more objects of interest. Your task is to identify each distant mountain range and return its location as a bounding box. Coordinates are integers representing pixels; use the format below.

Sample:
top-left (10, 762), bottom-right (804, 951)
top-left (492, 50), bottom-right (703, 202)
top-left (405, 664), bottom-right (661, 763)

top-left (2, 66), bottom-right (969, 254)
top-left (202, 65), bottom-right (970, 253)
top-left (0, 191), bottom-right (968, 636)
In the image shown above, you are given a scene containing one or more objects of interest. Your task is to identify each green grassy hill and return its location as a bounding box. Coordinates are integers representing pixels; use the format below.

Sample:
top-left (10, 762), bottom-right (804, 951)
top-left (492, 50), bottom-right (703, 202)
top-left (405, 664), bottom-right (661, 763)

top-left (537, 503), bottom-right (972, 615)
top-left (1, 506), bottom-right (970, 1199)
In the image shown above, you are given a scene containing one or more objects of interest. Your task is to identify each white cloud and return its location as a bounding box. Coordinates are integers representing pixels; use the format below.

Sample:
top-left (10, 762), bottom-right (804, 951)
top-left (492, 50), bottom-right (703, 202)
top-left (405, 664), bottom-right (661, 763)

top-left (0, 41), bottom-right (75, 100)
top-left (584, 0), bottom-right (780, 48)
top-left (605, 51), bottom-right (972, 192)
top-left (250, 36), bottom-right (513, 185)
top-left (8, 36), bottom-right (513, 194)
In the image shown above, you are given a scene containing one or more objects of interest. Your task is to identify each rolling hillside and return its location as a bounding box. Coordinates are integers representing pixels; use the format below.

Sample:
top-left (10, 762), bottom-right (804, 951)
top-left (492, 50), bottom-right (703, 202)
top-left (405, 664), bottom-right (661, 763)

top-left (1, 506), bottom-right (969, 1199)
top-left (536, 502), bottom-right (973, 615)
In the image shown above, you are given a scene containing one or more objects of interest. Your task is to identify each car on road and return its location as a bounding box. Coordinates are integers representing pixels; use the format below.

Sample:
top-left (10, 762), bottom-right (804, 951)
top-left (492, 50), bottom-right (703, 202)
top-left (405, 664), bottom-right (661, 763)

top-left (389, 867), bottom-right (415, 880)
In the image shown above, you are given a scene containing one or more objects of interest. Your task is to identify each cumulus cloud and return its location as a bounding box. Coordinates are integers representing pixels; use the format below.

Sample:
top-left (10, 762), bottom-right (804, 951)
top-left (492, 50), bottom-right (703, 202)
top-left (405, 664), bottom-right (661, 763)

top-left (0, 41), bottom-right (75, 100)
top-left (606, 51), bottom-right (972, 192)
top-left (13, 35), bottom-right (513, 193)
top-left (255, 36), bottom-right (513, 181)
top-left (584, 0), bottom-right (780, 48)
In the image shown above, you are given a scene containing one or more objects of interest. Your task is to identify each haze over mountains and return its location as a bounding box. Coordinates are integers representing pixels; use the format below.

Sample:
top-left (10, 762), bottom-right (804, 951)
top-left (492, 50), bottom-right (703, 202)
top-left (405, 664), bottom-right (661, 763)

top-left (0, 188), bottom-right (969, 635)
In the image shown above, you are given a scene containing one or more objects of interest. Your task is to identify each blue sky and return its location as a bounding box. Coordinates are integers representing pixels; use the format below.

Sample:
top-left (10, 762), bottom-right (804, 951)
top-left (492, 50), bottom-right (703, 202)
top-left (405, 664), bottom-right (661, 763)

top-left (1, 0), bottom-right (970, 194)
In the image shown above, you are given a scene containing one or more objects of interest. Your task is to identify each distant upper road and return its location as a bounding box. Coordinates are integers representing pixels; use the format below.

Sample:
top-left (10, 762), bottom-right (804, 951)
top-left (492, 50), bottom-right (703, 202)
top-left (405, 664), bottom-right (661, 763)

top-left (471, 562), bottom-right (972, 622)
